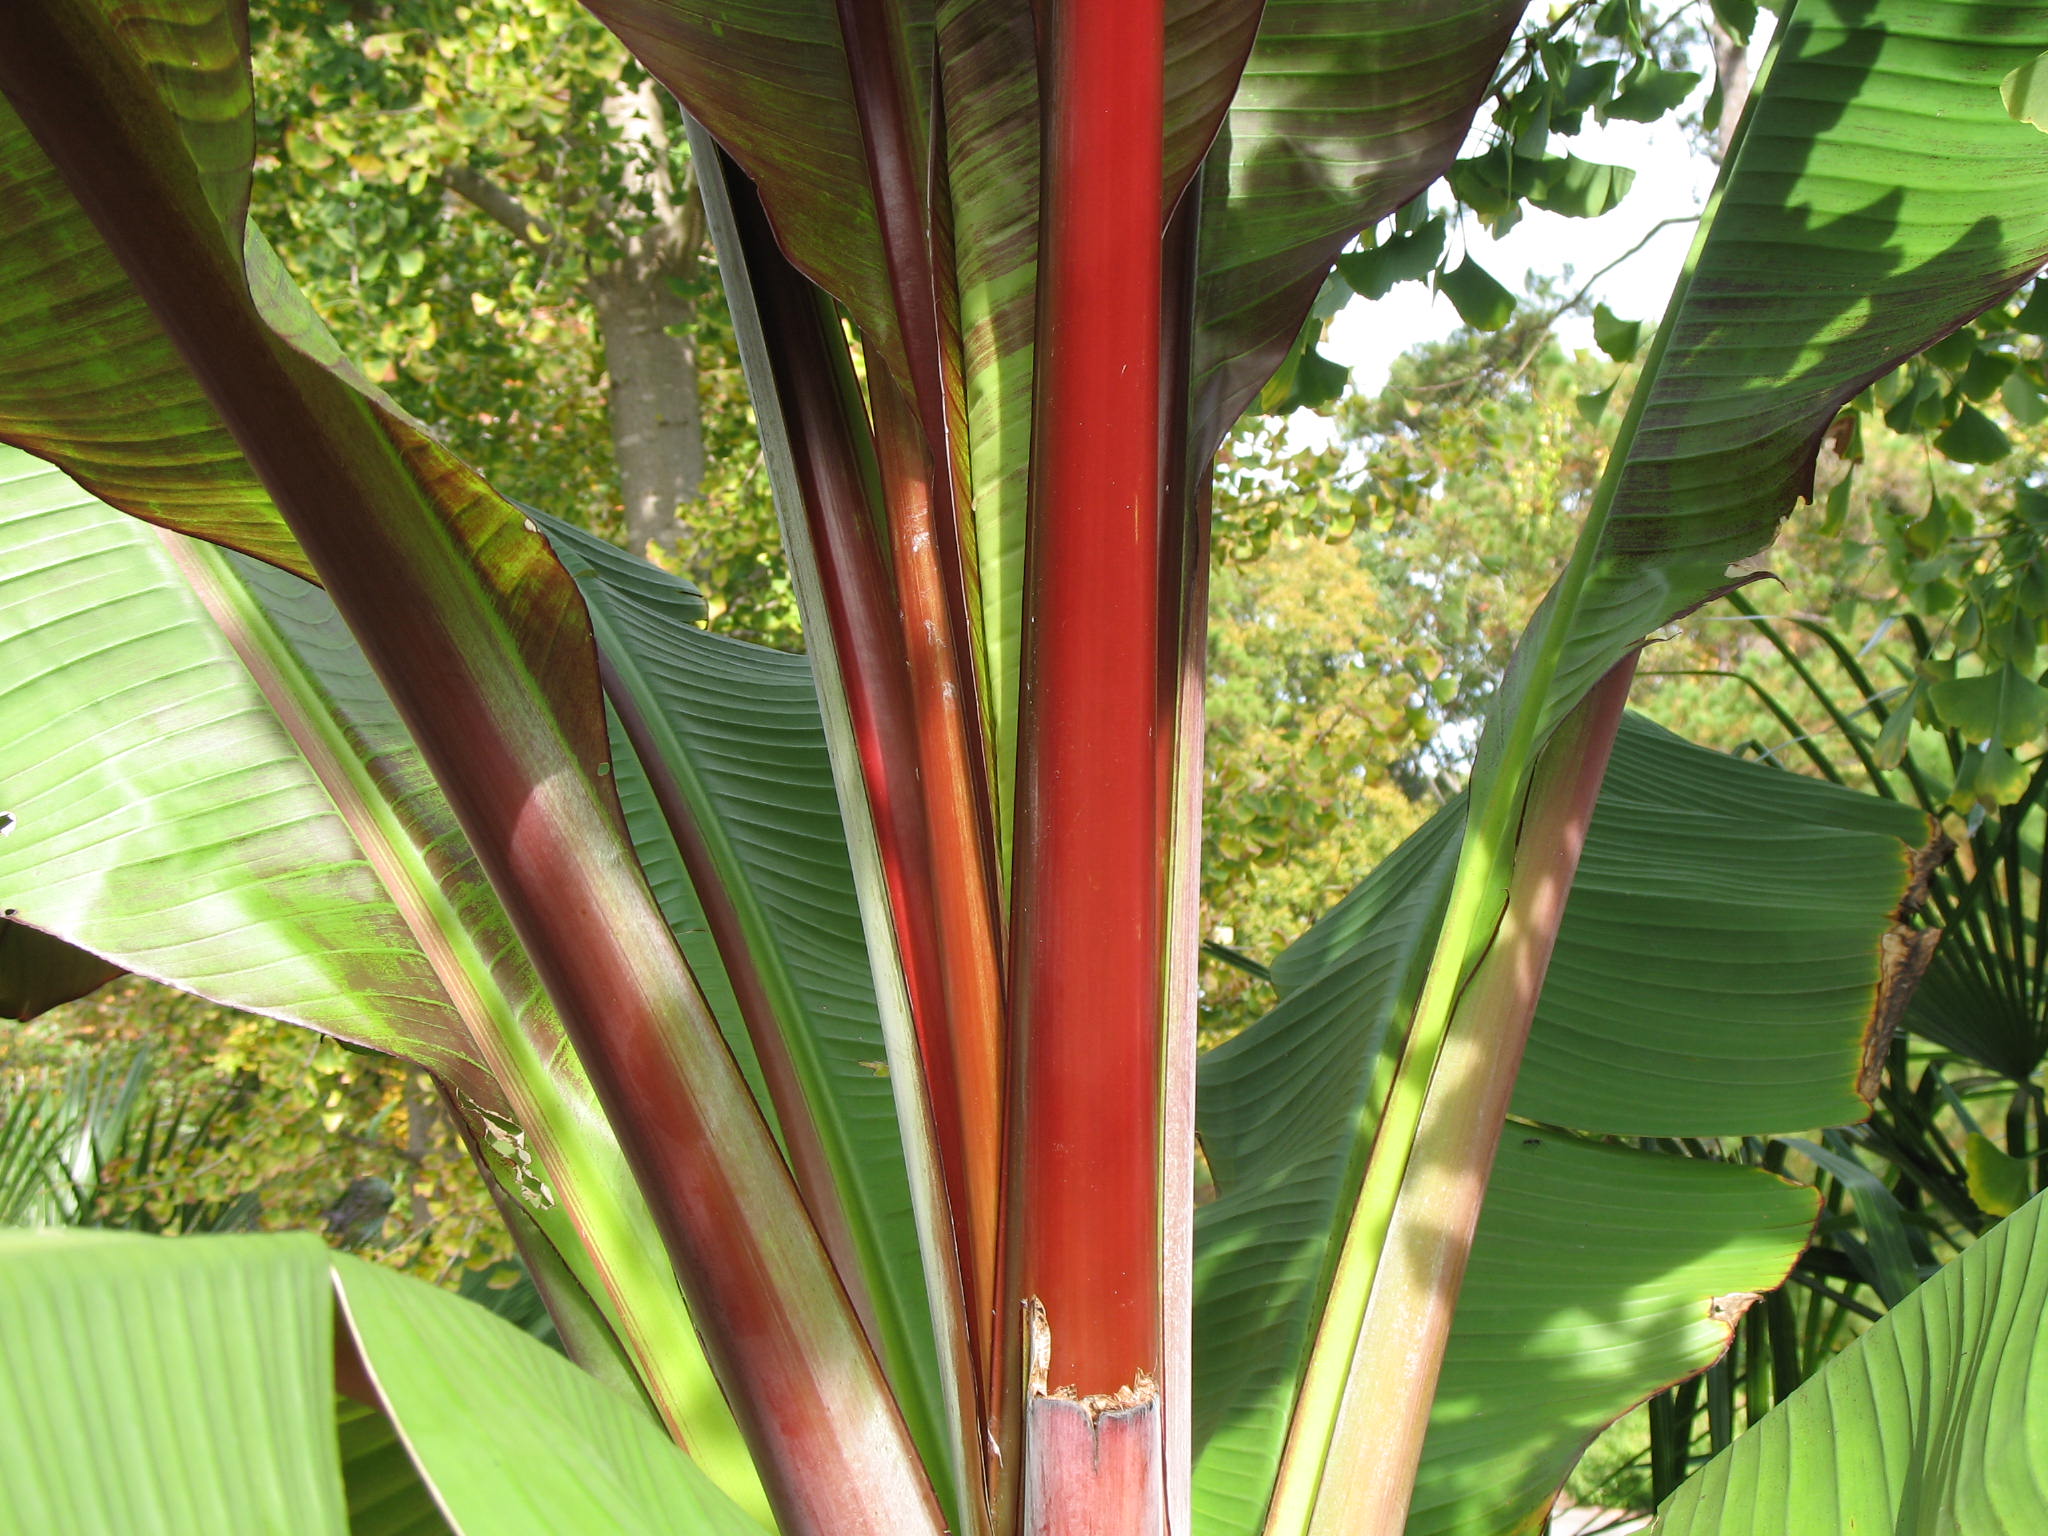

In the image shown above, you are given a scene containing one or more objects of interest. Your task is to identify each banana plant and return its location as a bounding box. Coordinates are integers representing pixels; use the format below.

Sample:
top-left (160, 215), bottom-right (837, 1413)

top-left (4, 1), bottom-right (2048, 1534)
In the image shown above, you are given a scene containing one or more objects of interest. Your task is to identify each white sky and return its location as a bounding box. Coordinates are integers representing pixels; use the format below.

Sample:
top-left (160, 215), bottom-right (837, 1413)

top-left (1326, 14), bottom-right (1776, 395)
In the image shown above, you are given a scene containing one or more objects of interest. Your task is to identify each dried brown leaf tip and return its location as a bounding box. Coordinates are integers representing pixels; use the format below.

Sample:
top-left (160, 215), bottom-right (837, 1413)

top-left (1865, 926), bottom-right (1941, 1102)
top-left (1046, 1371), bottom-right (1160, 1419)
top-left (1708, 1291), bottom-right (1760, 1328)
top-left (1860, 829), bottom-right (1953, 1102)
top-left (1025, 1295), bottom-right (1052, 1399)
top-left (1896, 826), bottom-right (1955, 920)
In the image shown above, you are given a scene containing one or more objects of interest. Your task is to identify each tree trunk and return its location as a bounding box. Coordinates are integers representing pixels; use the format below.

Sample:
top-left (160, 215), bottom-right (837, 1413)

top-left (444, 82), bottom-right (710, 562)
top-left (591, 259), bottom-right (705, 557)
top-left (595, 78), bottom-right (708, 559)
top-left (1713, 23), bottom-right (1751, 161)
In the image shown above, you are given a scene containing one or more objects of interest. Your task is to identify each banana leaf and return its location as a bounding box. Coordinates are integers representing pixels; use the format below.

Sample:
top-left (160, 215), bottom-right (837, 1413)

top-left (0, 1230), bottom-right (762, 1534)
top-left (1651, 1191), bottom-right (2048, 1534)
top-left (1192, 714), bottom-right (1931, 1534)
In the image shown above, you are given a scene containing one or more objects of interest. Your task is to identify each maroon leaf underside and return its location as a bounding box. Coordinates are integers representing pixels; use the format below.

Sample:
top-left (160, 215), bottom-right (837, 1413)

top-left (584, 0), bottom-right (913, 384)
top-left (1163, 0), bottom-right (1268, 214)
top-left (0, 918), bottom-right (125, 1023)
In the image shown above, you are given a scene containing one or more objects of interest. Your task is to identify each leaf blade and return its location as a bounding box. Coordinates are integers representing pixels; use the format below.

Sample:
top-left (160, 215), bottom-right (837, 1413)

top-left (1651, 1193), bottom-right (2048, 1534)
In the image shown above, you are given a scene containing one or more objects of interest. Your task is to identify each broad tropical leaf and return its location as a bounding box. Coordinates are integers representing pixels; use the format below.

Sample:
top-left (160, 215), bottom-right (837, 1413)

top-left (545, 510), bottom-right (950, 1490)
top-left (1651, 1191), bottom-right (2048, 1534)
top-left (334, 1252), bottom-right (766, 1533)
top-left (0, 447), bottom-right (493, 1106)
top-left (1277, 717), bottom-right (1933, 1136)
top-left (1272, 2), bottom-right (2048, 1523)
top-left (0, 447), bottom-right (759, 1497)
top-left (0, 88), bottom-right (308, 576)
top-left (0, 1231), bottom-right (348, 1533)
top-left (1515, 0), bottom-right (2048, 738)
top-left (0, 9), bottom-right (940, 1523)
top-left (1410, 1136), bottom-right (1815, 1536)
top-left (337, 1401), bottom-right (453, 1536)
top-left (1188, 0), bottom-right (1525, 457)
top-left (0, 1230), bottom-right (764, 1535)
top-left (1190, 715), bottom-right (1927, 1533)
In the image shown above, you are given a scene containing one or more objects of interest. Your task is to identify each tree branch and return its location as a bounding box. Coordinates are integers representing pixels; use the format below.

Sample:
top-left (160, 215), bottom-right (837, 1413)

top-left (441, 163), bottom-right (555, 246)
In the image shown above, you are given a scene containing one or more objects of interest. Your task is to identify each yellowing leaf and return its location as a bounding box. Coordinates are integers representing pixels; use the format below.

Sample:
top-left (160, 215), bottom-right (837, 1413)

top-left (1965, 1133), bottom-right (2031, 1218)
top-left (2003, 48), bottom-right (2048, 132)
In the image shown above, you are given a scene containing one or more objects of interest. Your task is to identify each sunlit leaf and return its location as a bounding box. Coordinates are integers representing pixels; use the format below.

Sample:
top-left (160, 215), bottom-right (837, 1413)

top-left (1652, 1193), bottom-right (2048, 1534)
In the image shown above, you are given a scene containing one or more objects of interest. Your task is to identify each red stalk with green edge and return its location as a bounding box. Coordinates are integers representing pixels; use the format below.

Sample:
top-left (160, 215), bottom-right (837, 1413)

top-left (834, 0), bottom-right (996, 749)
top-left (0, 8), bottom-right (941, 1532)
top-left (1007, 0), bottom-right (1168, 1428)
top-left (873, 371), bottom-right (1013, 1386)
top-left (720, 163), bottom-right (948, 1110)
top-left (719, 148), bottom-right (1000, 1446)
top-left (596, 649), bottom-right (879, 1346)
top-left (1278, 653), bottom-right (1640, 1535)
top-left (833, 0), bottom-right (1014, 1399)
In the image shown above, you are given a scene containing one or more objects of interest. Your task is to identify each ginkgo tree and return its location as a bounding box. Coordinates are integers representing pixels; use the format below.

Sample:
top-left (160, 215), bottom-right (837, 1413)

top-left (2, 0), bottom-right (2048, 1533)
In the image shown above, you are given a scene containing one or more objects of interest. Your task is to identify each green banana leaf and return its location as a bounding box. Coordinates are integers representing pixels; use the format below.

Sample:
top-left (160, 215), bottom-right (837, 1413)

top-left (0, 1230), bottom-right (763, 1534)
top-left (0, 7), bottom-right (922, 1512)
top-left (333, 1251), bottom-right (763, 1532)
top-left (0, 1231), bottom-right (348, 1533)
top-left (1252, 0), bottom-right (2048, 1523)
top-left (1189, 0), bottom-right (1525, 453)
top-left (1408, 1135), bottom-right (1816, 1536)
top-left (0, 445), bottom-right (758, 1505)
top-left (1511, 0), bottom-right (2048, 743)
top-left (0, 447), bottom-right (493, 1107)
top-left (1650, 1190), bottom-right (2048, 1534)
top-left (1190, 714), bottom-right (1928, 1534)
top-left (543, 509), bottom-right (949, 1490)
top-left (0, 88), bottom-right (308, 576)
top-left (337, 1401), bottom-right (453, 1536)
top-left (1274, 717), bottom-right (1931, 1137)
